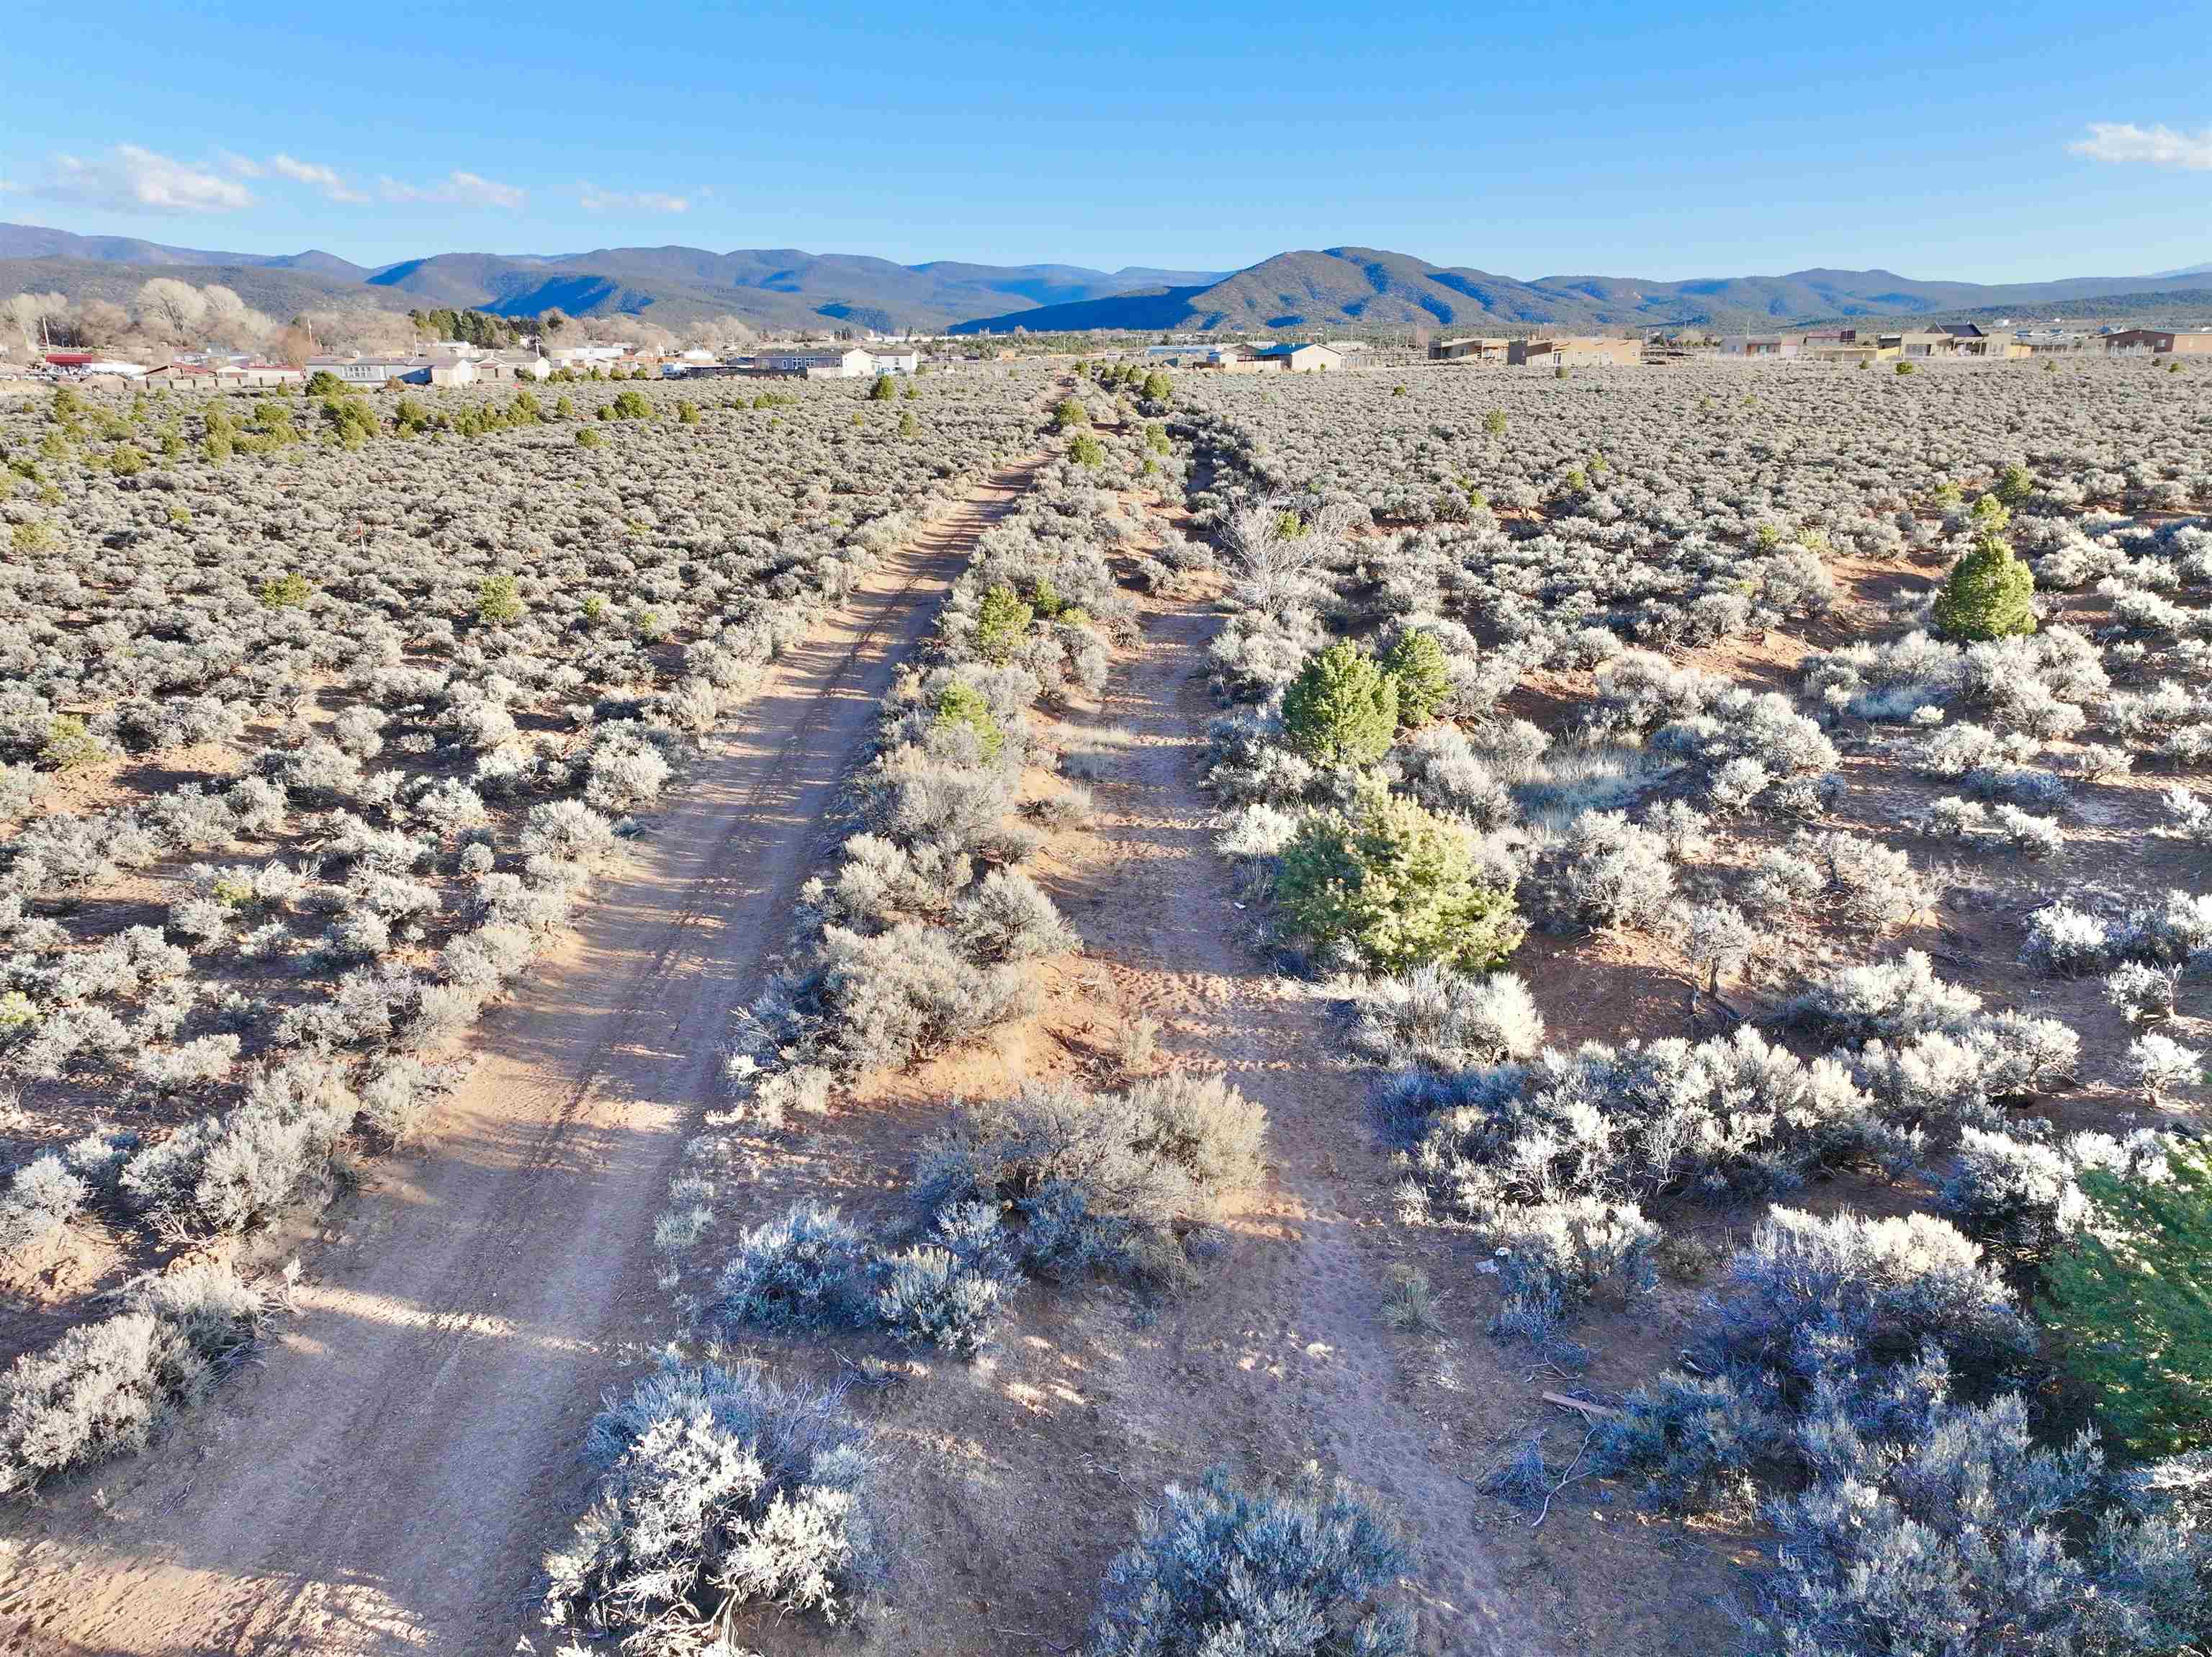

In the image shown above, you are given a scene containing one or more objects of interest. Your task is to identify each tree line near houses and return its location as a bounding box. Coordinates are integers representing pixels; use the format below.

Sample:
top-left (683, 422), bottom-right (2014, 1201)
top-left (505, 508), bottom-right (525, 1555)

top-left (0, 342), bottom-right (2208, 1655)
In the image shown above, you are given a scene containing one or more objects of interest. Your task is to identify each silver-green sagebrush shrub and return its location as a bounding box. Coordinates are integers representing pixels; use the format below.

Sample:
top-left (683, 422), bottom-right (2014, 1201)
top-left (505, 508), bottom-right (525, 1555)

top-left (117, 1058), bottom-right (357, 1237)
top-left (913, 1072), bottom-right (1267, 1284)
top-left (544, 1360), bottom-right (872, 1646)
top-left (1089, 1466), bottom-right (1413, 1657)
top-left (711, 1201), bottom-right (871, 1332)
top-left (873, 1201), bottom-right (1019, 1358)
top-left (0, 1262), bottom-right (265, 1494)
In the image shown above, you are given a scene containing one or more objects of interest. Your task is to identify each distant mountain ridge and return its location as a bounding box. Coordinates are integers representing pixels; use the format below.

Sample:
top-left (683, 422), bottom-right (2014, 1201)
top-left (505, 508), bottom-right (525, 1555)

top-left (948, 246), bottom-right (2212, 334)
top-left (3, 222), bottom-right (2207, 335)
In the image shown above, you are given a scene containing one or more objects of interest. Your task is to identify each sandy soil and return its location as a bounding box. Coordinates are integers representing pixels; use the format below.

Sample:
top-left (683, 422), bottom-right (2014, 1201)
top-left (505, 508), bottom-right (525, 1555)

top-left (659, 558), bottom-right (1737, 1657)
top-left (0, 463), bottom-right (1046, 1656)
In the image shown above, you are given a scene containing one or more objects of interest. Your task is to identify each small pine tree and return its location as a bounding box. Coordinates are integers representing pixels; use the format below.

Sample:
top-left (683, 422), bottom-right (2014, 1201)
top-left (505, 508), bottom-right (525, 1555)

top-left (1276, 786), bottom-right (1524, 972)
top-left (974, 583), bottom-right (1034, 663)
top-left (868, 374), bottom-right (896, 402)
top-left (1993, 462), bottom-right (2034, 506)
top-left (2040, 1142), bottom-right (2211, 1457)
top-left (1933, 532), bottom-right (2037, 642)
top-left (476, 575), bottom-right (523, 624)
top-left (1382, 629), bottom-right (1450, 727)
top-left (1281, 642), bottom-right (1398, 765)
top-left (258, 572), bottom-right (312, 608)
top-left (931, 681), bottom-right (1003, 760)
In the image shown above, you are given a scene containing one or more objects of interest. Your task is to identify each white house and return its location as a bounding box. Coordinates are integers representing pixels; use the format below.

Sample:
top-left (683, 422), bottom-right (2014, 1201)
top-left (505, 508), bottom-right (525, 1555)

top-left (307, 356), bottom-right (422, 387)
top-left (1248, 343), bottom-right (1344, 373)
top-left (549, 343), bottom-right (632, 366)
top-left (428, 359), bottom-right (479, 387)
top-left (751, 346), bottom-right (874, 378)
top-left (867, 347), bottom-right (920, 374)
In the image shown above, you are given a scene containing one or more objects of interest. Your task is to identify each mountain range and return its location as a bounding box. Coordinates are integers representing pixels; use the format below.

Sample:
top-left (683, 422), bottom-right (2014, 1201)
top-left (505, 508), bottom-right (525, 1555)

top-left (4, 222), bottom-right (2208, 336)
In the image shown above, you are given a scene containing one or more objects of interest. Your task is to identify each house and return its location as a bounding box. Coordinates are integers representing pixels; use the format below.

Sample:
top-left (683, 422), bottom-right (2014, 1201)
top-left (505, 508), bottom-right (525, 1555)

top-left (548, 343), bottom-right (632, 367)
top-left (866, 346), bottom-right (920, 374)
top-left (1508, 336), bottom-right (1641, 367)
top-left (428, 359), bottom-right (479, 387)
top-left (477, 354), bottom-right (552, 382)
top-left (1891, 332), bottom-right (1951, 358)
top-left (1430, 337), bottom-right (1510, 362)
top-left (1247, 343), bottom-right (1343, 373)
top-left (745, 347), bottom-right (875, 378)
top-left (43, 351), bottom-right (147, 377)
top-left (307, 355), bottom-right (424, 387)
top-left (1721, 336), bottom-right (1802, 359)
top-left (2104, 328), bottom-right (2212, 356)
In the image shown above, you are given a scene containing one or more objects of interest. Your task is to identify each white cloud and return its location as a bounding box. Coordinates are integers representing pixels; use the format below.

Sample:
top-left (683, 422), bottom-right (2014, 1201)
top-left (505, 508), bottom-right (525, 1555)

top-left (269, 153), bottom-right (369, 204)
top-left (217, 150), bottom-right (266, 179)
top-left (37, 144), bottom-right (254, 213)
top-left (2069, 122), bottom-right (2212, 171)
top-left (379, 169), bottom-right (526, 210)
top-left (579, 181), bottom-right (691, 213)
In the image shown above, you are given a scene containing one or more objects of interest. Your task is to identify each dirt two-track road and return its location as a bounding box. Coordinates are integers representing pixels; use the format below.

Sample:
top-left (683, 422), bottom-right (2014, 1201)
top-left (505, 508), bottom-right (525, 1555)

top-left (0, 464), bottom-right (1043, 1656)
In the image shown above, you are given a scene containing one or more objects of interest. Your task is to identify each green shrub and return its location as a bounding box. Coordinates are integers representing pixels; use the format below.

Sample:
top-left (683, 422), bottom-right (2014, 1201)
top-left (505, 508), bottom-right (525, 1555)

top-left (2041, 1141), bottom-right (2211, 1457)
top-left (258, 571), bottom-right (312, 608)
top-left (1382, 629), bottom-right (1450, 727)
top-left (319, 395), bottom-right (378, 447)
top-left (476, 574), bottom-right (523, 625)
top-left (9, 521), bottom-right (52, 556)
top-left (1281, 642), bottom-right (1398, 765)
top-left (676, 398), bottom-right (699, 424)
top-left (868, 373), bottom-right (896, 402)
top-left (1896, 359), bottom-right (1918, 375)
top-left (1485, 408), bottom-right (1508, 435)
top-left (1067, 431), bottom-right (1106, 468)
top-left (1052, 395), bottom-right (1089, 430)
top-left (1933, 533), bottom-right (2037, 641)
top-left (932, 680), bottom-right (1004, 759)
top-left (40, 715), bottom-right (108, 772)
top-left (1276, 787), bottom-right (1524, 972)
top-left (1993, 462), bottom-right (2035, 506)
top-left (304, 370), bottom-right (346, 398)
top-left (974, 582), bottom-right (1034, 663)
top-left (575, 426), bottom-right (602, 449)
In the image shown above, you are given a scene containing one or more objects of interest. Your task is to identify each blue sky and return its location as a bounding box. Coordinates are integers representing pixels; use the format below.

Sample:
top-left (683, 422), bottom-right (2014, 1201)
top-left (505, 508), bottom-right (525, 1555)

top-left (4, 0), bottom-right (2208, 282)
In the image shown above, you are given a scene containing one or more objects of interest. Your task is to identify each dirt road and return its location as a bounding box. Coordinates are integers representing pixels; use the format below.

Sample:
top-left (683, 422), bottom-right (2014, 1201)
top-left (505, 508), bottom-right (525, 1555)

top-left (0, 464), bottom-right (1040, 1656)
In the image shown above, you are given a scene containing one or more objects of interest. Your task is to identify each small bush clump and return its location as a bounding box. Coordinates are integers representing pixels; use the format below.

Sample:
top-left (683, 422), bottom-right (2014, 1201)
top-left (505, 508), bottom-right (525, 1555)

top-left (1089, 1466), bottom-right (1412, 1657)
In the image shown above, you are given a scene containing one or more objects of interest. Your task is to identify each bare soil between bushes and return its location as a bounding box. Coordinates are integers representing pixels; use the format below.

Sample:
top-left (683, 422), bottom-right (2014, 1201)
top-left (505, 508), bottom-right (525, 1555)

top-left (0, 462), bottom-right (1045, 1656)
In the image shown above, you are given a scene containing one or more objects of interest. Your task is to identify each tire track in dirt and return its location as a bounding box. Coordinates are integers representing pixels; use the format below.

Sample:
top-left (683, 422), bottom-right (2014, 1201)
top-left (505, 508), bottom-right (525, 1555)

top-left (1056, 586), bottom-right (1534, 1656)
top-left (0, 462), bottom-right (1045, 1657)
